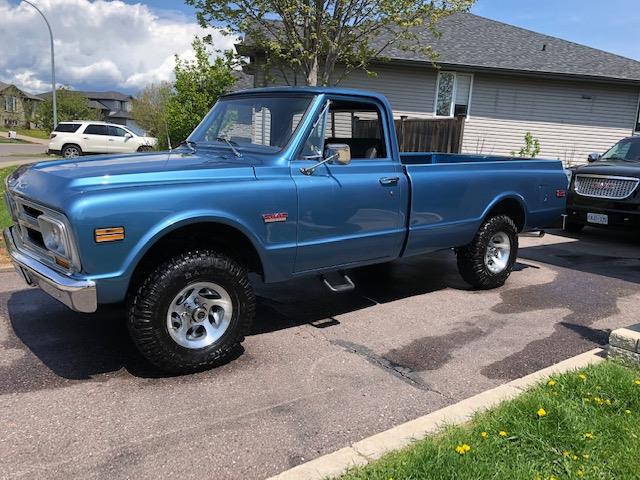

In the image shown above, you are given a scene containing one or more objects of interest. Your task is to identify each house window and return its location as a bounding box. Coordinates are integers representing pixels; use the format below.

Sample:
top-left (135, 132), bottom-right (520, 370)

top-left (4, 96), bottom-right (17, 113)
top-left (435, 72), bottom-right (473, 117)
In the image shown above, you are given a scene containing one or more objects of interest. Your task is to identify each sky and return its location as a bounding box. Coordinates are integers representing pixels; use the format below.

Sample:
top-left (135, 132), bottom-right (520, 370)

top-left (1, 0), bottom-right (639, 95)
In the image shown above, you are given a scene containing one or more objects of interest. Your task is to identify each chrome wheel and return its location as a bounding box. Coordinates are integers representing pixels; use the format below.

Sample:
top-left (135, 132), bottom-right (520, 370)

top-left (484, 231), bottom-right (511, 274)
top-left (63, 146), bottom-right (80, 158)
top-left (166, 282), bottom-right (233, 349)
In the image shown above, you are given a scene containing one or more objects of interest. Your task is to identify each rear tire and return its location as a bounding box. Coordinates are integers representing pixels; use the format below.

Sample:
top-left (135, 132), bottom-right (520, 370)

top-left (127, 249), bottom-right (255, 374)
top-left (563, 220), bottom-right (584, 233)
top-left (62, 144), bottom-right (82, 158)
top-left (457, 215), bottom-right (518, 290)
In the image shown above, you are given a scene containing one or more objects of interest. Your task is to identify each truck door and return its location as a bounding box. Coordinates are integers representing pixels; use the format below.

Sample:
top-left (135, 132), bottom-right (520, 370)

top-left (291, 97), bottom-right (407, 273)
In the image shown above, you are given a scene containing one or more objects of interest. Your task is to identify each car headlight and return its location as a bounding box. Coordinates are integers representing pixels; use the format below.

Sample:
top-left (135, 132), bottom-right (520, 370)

top-left (37, 215), bottom-right (69, 258)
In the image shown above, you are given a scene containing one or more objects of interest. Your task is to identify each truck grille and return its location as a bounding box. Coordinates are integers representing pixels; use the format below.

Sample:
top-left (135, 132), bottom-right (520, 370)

top-left (574, 175), bottom-right (639, 200)
top-left (5, 192), bottom-right (69, 270)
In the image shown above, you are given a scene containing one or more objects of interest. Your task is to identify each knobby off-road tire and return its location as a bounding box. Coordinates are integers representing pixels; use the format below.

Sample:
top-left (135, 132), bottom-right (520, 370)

top-left (127, 249), bottom-right (255, 374)
top-left (456, 214), bottom-right (518, 290)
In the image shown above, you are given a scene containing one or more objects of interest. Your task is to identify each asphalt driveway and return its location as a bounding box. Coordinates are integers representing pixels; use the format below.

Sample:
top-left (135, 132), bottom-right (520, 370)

top-left (1, 228), bottom-right (639, 479)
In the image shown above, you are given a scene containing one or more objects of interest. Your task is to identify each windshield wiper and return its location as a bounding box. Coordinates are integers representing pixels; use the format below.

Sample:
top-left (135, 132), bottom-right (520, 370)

top-left (178, 140), bottom-right (197, 153)
top-left (216, 136), bottom-right (242, 158)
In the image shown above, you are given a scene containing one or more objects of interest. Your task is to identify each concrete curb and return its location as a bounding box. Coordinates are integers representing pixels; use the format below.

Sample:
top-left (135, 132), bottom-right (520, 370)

top-left (266, 348), bottom-right (605, 480)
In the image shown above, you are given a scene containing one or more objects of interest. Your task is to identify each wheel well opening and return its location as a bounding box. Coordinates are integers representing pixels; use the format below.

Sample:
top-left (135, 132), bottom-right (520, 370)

top-left (131, 222), bottom-right (264, 288)
top-left (486, 198), bottom-right (526, 232)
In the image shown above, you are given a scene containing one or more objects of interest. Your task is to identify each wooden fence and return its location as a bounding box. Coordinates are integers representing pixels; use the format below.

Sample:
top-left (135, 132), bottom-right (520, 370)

top-left (354, 116), bottom-right (466, 153)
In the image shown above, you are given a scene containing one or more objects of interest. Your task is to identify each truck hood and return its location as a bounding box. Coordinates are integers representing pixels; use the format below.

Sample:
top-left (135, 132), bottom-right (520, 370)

top-left (8, 149), bottom-right (260, 210)
top-left (574, 161), bottom-right (640, 179)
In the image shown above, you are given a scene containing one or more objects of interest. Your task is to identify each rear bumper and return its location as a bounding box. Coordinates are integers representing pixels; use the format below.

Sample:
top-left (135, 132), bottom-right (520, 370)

top-left (3, 227), bottom-right (97, 313)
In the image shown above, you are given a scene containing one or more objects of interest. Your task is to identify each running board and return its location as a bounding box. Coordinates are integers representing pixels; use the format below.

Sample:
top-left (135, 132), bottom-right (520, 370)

top-left (322, 272), bottom-right (355, 293)
top-left (519, 230), bottom-right (545, 238)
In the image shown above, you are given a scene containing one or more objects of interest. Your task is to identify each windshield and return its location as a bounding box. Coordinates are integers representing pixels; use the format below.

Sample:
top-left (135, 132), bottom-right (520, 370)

top-left (600, 138), bottom-right (640, 162)
top-left (189, 95), bottom-right (315, 153)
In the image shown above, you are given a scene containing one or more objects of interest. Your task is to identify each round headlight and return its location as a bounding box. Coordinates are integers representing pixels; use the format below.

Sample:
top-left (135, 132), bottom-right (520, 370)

top-left (38, 216), bottom-right (68, 257)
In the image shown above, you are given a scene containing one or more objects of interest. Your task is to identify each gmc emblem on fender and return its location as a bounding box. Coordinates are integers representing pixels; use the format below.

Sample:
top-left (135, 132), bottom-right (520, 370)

top-left (262, 212), bottom-right (288, 223)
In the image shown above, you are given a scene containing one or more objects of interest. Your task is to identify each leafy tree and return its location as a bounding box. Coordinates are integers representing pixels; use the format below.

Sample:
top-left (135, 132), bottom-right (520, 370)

top-left (164, 38), bottom-right (237, 145)
top-left (132, 82), bottom-right (173, 149)
top-left (512, 132), bottom-right (541, 158)
top-left (187, 0), bottom-right (474, 86)
top-left (36, 88), bottom-right (101, 132)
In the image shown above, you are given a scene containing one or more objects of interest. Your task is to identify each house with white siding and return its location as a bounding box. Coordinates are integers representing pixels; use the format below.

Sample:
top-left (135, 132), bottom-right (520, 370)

top-left (241, 13), bottom-right (640, 165)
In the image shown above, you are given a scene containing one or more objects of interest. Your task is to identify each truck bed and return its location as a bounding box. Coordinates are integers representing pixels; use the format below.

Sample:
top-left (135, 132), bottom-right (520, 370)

top-left (399, 152), bottom-right (566, 257)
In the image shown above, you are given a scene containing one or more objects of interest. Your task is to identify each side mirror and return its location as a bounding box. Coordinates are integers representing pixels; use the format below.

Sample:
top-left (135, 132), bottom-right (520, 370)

top-left (325, 143), bottom-right (351, 166)
top-left (124, 133), bottom-right (133, 139)
top-left (587, 153), bottom-right (600, 163)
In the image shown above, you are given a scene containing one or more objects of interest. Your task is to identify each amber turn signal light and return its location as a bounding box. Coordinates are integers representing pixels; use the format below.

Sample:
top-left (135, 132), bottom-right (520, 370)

top-left (95, 227), bottom-right (125, 243)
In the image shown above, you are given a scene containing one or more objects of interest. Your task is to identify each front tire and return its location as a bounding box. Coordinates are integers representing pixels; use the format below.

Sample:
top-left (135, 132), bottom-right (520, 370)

top-left (456, 215), bottom-right (518, 290)
top-left (127, 249), bottom-right (255, 374)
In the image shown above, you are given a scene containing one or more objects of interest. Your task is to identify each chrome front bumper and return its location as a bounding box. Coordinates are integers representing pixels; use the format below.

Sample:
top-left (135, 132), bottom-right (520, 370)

top-left (3, 227), bottom-right (97, 313)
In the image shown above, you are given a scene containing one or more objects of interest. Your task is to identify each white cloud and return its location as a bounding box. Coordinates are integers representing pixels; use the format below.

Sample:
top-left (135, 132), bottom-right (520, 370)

top-left (0, 0), bottom-right (236, 93)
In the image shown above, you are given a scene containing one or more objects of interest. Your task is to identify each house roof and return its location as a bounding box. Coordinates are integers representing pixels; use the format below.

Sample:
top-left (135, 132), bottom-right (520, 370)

top-left (378, 12), bottom-right (640, 84)
top-left (241, 12), bottom-right (640, 85)
top-left (39, 90), bottom-right (133, 102)
top-left (0, 81), bottom-right (43, 101)
top-left (231, 70), bottom-right (254, 91)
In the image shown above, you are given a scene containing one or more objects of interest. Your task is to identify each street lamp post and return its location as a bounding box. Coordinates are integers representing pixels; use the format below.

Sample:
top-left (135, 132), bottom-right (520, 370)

top-left (22, 0), bottom-right (57, 128)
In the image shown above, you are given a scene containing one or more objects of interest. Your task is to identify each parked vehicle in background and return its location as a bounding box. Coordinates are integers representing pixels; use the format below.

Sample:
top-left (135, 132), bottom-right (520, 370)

top-left (5, 87), bottom-right (566, 373)
top-left (47, 121), bottom-right (157, 158)
top-left (565, 136), bottom-right (640, 232)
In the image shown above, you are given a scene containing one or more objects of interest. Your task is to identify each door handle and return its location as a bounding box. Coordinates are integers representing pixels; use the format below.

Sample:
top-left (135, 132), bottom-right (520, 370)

top-left (108, 139), bottom-right (114, 141)
top-left (83, 137), bottom-right (89, 140)
top-left (379, 177), bottom-right (399, 186)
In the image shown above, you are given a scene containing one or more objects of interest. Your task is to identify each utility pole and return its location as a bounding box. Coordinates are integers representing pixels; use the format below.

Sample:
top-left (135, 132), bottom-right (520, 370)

top-left (22, 0), bottom-right (57, 128)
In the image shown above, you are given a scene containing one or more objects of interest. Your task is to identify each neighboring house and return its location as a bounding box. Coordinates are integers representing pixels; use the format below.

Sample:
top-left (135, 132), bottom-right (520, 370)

top-left (241, 13), bottom-right (640, 165)
top-left (0, 81), bottom-right (43, 129)
top-left (39, 90), bottom-right (143, 134)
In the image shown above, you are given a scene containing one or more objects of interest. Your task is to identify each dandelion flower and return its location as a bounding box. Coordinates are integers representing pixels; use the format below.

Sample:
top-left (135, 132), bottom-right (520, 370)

top-left (605, 399), bottom-right (612, 405)
top-left (572, 455), bottom-right (578, 461)
top-left (635, 379), bottom-right (640, 385)
top-left (582, 454), bottom-right (589, 459)
top-left (455, 443), bottom-right (471, 455)
top-left (578, 373), bottom-right (587, 381)
top-left (481, 431), bottom-right (489, 439)
top-left (562, 451), bottom-right (570, 457)
top-left (584, 432), bottom-right (594, 440)
top-left (550, 476), bottom-right (558, 480)
top-left (577, 468), bottom-right (585, 478)
top-left (537, 408), bottom-right (547, 417)
top-left (547, 379), bottom-right (557, 386)
top-left (499, 431), bottom-right (508, 438)
top-left (625, 409), bottom-right (632, 415)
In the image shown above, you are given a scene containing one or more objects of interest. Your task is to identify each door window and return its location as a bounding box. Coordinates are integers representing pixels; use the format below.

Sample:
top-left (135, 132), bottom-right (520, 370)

top-left (108, 126), bottom-right (128, 137)
top-left (300, 99), bottom-right (388, 160)
top-left (84, 124), bottom-right (108, 135)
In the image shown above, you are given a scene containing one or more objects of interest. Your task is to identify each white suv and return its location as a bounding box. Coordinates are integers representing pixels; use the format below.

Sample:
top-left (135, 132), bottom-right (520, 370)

top-left (48, 121), bottom-right (158, 158)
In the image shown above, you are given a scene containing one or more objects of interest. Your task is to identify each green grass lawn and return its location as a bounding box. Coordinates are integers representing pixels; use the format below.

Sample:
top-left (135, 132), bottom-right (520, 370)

top-left (0, 127), bottom-right (49, 140)
top-left (0, 164), bottom-right (18, 262)
top-left (0, 164), bottom-right (18, 230)
top-left (339, 361), bottom-right (640, 480)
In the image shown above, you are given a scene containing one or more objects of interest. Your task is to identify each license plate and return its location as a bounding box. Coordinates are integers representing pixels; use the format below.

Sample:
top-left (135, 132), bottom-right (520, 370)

top-left (587, 213), bottom-right (608, 225)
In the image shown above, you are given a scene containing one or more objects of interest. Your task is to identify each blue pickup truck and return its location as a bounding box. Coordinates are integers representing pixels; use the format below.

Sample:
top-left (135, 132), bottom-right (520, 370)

top-left (4, 87), bottom-right (566, 372)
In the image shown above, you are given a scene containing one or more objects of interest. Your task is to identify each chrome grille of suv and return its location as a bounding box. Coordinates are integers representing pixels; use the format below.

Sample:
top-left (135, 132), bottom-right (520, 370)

top-left (574, 175), bottom-right (639, 200)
